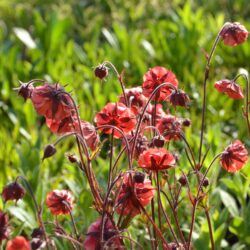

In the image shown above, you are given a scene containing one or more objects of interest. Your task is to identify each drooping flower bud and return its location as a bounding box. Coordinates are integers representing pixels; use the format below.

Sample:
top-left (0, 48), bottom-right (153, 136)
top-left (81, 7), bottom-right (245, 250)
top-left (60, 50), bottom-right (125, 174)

top-left (94, 65), bottom-right (109, 80)
top-left (14, 82), bottom-right (34, 101)
top-left (179, 174), bottom-right (188, 186)
top-left (182, 118), bottom-right (191, 127)
top-left (42, 144), bottom-right (56, 160)
top-left (149, 135), bottom-right (165, 148)
top-left (202, 177), bottom-right (209, 187)
top-left (133, 172), bottom-right (145, 183)
top-left (2, 182), bottom-right (25, 203)
top-left (66, 154), bottom-right (78, 163)
top-left (220, 22), bottom-right (248, 46)
top-left (169, 89), bottom-right (190, 107)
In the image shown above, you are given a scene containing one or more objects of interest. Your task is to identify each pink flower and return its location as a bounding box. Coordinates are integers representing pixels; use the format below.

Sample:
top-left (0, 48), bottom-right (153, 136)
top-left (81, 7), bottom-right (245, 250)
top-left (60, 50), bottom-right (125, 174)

top-left (46, 117), bottom-right (99, 150)
top-left (220, 22), bottom-right (248, 46)
top-left (156, 115), bottom-right (183, 141)
top-left (116, 172), bottom-right (155, 216)
top-left (142, 66), bottom-right (178, 102)
top-left (95, 102), bottom-right (136, 139)
top-left (214, 79), bottom-right (244, 99)
top-left (84, 218), bottom-right (123, 250)
top-left (31, 83), bottom-right (74, 121)
top-left (220, 140), bottom-right (248, 172)
top-left (138, 148), bottom-right (176, 171)
top-left (46, 190), bottom-right (73, 215)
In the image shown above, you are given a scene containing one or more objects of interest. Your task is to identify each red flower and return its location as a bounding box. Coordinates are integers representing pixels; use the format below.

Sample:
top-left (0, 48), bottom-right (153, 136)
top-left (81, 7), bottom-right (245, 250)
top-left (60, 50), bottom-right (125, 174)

top-left (31, 84), bottom-right (74, 121)
top-left (119, 87), bottom-right (147, 114)
top-left (220, 22), bottom-right (248, 46)
top-left (46, 117), bottom-right (99, 150)
top-left (116, 172), bottom-right (155, 217)
top-left (6, 236), bottom-right (31, 250)
top-left (83, 218), bottom-right (123, 250)
top-left (142, 66), bottom-right (178, 102)
top-left (156, 115), bottom-right (183, 141)
top-left (94, 65), bottom-right (109, 80)
top-left (46, 190), bottom-right (73, 215)
top-left (0, 211), bottom-right (9, 245)
top-left (94, 102), bottom-right (136, 139)
top-left (2, 182), bottom-right (25, 203)
top-left (169, 89), bottom-right (190, 107)
top-left (214, 79), bottom-right (244, 99)
top-left (220, 140), bottom-right (248, 172)
top-left (138, 148), bottom-right (176, 171)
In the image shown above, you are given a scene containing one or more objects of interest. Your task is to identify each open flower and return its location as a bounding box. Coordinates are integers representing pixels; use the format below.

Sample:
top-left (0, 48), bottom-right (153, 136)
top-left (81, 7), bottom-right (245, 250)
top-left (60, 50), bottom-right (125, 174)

top-left (84, 218), bottom-right (123, 250)
top-left (31, 83), bottom-right (74, 121)
top-left (119, 87), bottom-right (147, 114)
top-left (220, 140), bottom-right (248, 172)
top-left (46, 190), bottom-right (73, 215)
top-left (138, 148), bottom-right (176, 171)
top-left (95, 102), bottom-right (136, 139)
top-left (116, 172), bottom-right (155, 217)
top-left (6, 236), bottom-right (31, 250)
top-left (142, 66), bottom-right (178, 102)
top-left (156, 115), bottom-right (183, 141)
top-left (2, 182), bottom-right (25, 203)
top-left (46, 117), bottom-right (99, 150)
top-left (0, 211), bottom-right (9, 245)
top-left (220, 22), bottom-right (248, 46)
top-left (214, 79), bottom-right (244, 99)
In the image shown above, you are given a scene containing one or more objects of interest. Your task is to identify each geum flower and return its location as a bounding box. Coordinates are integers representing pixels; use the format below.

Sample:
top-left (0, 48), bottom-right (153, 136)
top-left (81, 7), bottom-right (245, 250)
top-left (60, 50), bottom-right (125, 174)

top-left (142, 66), bottom-right (178, 102)
top-left (6, 236), bottom-right (31, 250)
top-left (84, 218), bottom-right (123, 250)
top-left (46, 117), bottom-right (99, 150)
top-left (0, 211), bottom-right (9, 245)
top-left (138, 148), bottom-right (176, 171)
top-left (2, 182), bottom-right (25, 203)
top-left (220, 22), bottom-right (248, 46)
top-left (31, 83), bottom-right (74, 121)
top-left (220, 140), bottom-right (248, 173)
top-left (116, 172), bottom-right (155, 217)
top-left (156, 115), bottom-right (183, 141)
top-left (169, 89), bottom-right (190, 107)
top-left (94, 102), bottom-right (136, 139)
top-left (46, 190), bottom-right (73, 215)
top-left (214, 79), bottom-right (244, 99)
top-left (119, 87), bottom-right (147, 114)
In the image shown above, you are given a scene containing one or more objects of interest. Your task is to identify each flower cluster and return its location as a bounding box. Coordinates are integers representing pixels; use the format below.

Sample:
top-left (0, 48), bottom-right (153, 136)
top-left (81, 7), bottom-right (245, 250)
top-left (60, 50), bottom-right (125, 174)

top-left (2, 21), bottom-right (249, 250)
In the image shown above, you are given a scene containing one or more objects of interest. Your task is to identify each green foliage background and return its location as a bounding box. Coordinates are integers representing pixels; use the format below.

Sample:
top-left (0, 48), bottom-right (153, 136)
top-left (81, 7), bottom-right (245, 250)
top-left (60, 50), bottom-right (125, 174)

top-left (0, 0), bottom-right (250, 249)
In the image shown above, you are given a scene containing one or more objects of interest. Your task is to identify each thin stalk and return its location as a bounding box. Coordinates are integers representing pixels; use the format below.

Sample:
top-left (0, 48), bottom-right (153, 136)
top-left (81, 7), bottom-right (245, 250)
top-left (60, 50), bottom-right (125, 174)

top-left (103, 61), bottom-right (129, 106)
top-left (233, 73), bottom-right (250, 134)
top-left (198, 29), bottom-right (223, 164)
top-left (16, 176), bottom-right (50, 250)
top-left (205, 208), bottom-right (215, 250)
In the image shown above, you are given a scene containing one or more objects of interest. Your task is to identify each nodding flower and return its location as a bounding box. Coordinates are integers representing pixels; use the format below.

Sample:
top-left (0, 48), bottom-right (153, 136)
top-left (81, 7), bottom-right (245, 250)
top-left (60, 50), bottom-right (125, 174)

top-left (83, 218), bottom-right (123, 250)
top-left (220, 22), bottom-right (248, 47)
top-left (94, 102), bottom-right (136, 139)
top-left (31, 83), bottom-right (74, 121)
top-left (138, 148), bottom-right (176, 171)
top-left (115, 171), bottom-right (155, 217)
top-left (46, 190), bottom-right (73, 215)
top-left (142, 66), bottom-right (178, 102)
top-left (220, 140), bottom-right (248, 173)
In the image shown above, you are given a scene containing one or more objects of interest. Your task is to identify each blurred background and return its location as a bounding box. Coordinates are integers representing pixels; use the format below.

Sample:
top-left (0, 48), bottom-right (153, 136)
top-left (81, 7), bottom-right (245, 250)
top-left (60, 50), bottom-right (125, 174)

top-left (0, 0), bottom-right (250, 249)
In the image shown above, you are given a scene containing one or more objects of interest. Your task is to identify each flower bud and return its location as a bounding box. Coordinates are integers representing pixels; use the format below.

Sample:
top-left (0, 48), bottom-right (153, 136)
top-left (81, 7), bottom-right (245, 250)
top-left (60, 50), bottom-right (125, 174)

top-left (169, 89), bottom-right (190, 107)
top-left (94, 65), bottom-right (108, 80)
top-left (42, 144), bottom-right (56, 160)
top-left (31, 228), bottom-right (43, 239)
top-left (182, 118), bottom-right (191, 127)
top-left (133, 172), bottom-right (145, 183)
top-left (66, 154), bottom-right (78, 163)
top-left (2, 182), bottom-right (25, 203)
top-left (149, 135), bottom-right (165, 148)
top-left (202, 177), bottom-right (209, 187)
top-left (14, 82), bottom-right (33, 101)
top-left (179, 174), bottom-right (188, 186)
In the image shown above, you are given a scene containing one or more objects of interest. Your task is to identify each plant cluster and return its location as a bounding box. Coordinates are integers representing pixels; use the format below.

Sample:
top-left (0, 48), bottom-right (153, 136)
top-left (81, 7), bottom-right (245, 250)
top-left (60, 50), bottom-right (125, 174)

top-left (0, 22), bottom-right (249, 250)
